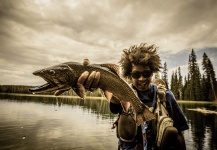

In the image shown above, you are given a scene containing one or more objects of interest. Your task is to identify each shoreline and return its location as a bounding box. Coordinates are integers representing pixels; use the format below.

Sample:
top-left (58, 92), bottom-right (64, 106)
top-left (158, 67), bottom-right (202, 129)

top-left (0, 93), bottom-right (216, 103)
top-left (0, 92), bottom-right (106, 100)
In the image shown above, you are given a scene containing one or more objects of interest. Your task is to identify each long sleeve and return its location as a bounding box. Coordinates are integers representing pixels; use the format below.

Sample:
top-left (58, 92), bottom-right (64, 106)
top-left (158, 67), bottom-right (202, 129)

top-left (166, 90), bottom-right (189, 132)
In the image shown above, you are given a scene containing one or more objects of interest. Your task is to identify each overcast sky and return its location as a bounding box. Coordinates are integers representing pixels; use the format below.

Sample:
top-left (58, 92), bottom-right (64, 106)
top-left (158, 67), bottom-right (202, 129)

top-left (0, 0), bottom-right (217, 86)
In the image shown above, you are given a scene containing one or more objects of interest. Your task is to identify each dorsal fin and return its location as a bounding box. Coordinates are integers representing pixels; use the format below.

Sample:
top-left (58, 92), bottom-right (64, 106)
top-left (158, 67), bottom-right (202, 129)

top-left (83, 59), bottom-right (90, 66)
top-left (100, 64), bottom-right (120, 76)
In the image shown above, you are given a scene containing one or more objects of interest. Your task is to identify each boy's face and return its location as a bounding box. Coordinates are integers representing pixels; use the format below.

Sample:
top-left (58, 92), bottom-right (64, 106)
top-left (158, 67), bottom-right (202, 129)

top-left (131, 64), bottom-right (153, 91)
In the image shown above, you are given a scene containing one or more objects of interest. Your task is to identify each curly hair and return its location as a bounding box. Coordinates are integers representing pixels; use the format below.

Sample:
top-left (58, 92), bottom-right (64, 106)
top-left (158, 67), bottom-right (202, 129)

top-left (119, 43), bottom-right (162, 79)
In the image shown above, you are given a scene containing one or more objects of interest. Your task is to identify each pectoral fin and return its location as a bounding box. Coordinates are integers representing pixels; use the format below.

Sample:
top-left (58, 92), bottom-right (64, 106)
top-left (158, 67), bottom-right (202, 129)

top-left (54, 87), bottom-right (71, 96)
top-left (72, 83), bottom-right (86, 99)
top-left (54, 90), bottom-right (66, 96)
top-left (104, 90), bottom-right (113, 101)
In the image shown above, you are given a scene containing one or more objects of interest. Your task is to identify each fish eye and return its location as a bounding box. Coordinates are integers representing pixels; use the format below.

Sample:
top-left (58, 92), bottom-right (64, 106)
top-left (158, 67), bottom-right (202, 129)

top-left (62, 67), bottom-right (68, 70)
top-left (49, 70), bottom-right (55, 75)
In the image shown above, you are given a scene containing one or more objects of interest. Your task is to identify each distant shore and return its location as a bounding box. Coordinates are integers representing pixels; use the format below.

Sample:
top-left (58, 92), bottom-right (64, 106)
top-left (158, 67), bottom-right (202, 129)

top-left (1, 93), bottom-right (216, 103)
top-left (0, 92), bottom-right (106, 100)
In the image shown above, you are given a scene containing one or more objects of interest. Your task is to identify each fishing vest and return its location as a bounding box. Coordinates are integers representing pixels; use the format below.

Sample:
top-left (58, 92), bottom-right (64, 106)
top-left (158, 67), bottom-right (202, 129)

top-left (114, 85), bottom-right (155, 143)
top-left (114, 83), bottom-right (178, 149)
top-left (153, 84), bottom-right (178, 149)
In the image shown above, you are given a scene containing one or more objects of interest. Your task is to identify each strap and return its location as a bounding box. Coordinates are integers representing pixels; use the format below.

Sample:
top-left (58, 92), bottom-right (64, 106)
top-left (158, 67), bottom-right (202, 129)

top-left (156, 84), bottom-right (167, 107)
top-left (151, 78), bottom-right (167, 107)
top-left (155, 83), bottom-right (169, 117)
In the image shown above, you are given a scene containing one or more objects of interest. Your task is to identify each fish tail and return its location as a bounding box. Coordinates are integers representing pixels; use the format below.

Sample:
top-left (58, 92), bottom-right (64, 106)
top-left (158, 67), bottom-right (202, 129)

top-left (143, 107), bottom-right (155, 121)
top-left (136, 106), bottom-right (155, 125)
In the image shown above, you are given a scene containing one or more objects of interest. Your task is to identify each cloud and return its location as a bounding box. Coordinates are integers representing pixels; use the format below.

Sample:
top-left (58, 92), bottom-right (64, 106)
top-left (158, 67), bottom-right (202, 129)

top-left (0, 0), bottom-right (217, 85)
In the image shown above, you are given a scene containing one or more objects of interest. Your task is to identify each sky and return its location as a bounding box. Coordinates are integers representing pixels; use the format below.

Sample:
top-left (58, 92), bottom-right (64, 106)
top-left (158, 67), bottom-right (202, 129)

top-left (0, 0), bottom-right (217, 86)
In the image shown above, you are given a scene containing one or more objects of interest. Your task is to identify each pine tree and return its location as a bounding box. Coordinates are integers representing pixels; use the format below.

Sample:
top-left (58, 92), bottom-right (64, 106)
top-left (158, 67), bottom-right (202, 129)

top-left (195, 66), bottom-right (202, 100)
top-left (170, 71), bottom-right (175, 95)
top-left (183, 74), bottom-right (191, 100)
top-left (183, 76), bottom-right (188, 100)
top-left (188, 49), bottom-right (201, 101)
top-left (202, 53), bottom-right (217, 101)
top-left (171, 70), bottom-right (179, 99)
top-left (178, 67), bottom-right (183, 100)
top-left (162, 62), bottom-right (169, 89)
top-left (200, 75), bottom-right (207, 101)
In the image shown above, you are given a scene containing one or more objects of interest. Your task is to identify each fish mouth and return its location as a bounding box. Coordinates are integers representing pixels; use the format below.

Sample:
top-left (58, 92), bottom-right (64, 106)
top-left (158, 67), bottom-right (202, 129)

top-left (29, 75), bottom-right (69, 94)
top-left (29, 64), bottom-right (75, 94)
top-left (29, 83), bottom-right (57, 93)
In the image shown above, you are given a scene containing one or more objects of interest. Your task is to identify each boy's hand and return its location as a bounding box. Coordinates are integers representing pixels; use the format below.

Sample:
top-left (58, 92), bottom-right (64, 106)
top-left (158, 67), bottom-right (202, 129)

top-left (77, 71), bottom-right (100, 92)
top-left (54, 71), bottom-right (100, 97)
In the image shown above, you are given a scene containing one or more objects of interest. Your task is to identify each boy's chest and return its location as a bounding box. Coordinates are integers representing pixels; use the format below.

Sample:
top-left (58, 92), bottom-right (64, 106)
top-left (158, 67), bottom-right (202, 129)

top-left (137, 90), bottom-right (156, 107)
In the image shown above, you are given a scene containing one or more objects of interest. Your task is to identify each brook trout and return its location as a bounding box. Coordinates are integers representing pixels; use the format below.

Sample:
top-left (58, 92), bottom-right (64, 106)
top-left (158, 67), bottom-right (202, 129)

top-left (29, 62), bottom-right (155, 124)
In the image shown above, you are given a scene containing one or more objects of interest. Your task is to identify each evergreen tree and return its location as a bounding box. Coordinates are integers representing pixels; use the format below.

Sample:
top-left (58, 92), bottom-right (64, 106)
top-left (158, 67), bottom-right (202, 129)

top-left (200, 75), bottom-right (207, 101)
top-left (188, 49), bottom-right (201, 101)
top-left (162, 62), bottom-right (169, 89)
top-left (195, 66), bottom-right (202, 100)
top-left (170, 71), bottom-right (175, 95)
top-left (183, 74), bottom-right (191, 100)
top-left (183, 76), bottom-right (187, 100)
top-left (202, 53), bottom-right (217, 101)
top-left (170, 70), bottom-right (179, 99)
top-left (178, 67), bottom-right (183, 100)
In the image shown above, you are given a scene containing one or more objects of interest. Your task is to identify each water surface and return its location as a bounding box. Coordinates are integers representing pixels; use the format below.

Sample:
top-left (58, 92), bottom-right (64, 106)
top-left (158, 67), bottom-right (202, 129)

top-left (0, 94), bottom-right (117, 150)
top-left (0, 94), bottom-right (217, 150)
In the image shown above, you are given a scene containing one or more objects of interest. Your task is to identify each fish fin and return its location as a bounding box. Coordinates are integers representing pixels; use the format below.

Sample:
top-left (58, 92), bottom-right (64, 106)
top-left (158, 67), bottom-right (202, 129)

top-left (120, 101), bottom-right (131, 111)
top-left (83, 59), bottom-right (90, 66)
top-left (136, 105), bottom-right (155, 125)
top-left (104, 90), bottom-right (113, 101)
top-left (143, 107), bottom-right (155, 121)
top-left (99, 64), bottom-right (120, 76)
top-left (73, 83), bottom-right (86, 99)
top-left (54, 89), bottom-right (68, 96)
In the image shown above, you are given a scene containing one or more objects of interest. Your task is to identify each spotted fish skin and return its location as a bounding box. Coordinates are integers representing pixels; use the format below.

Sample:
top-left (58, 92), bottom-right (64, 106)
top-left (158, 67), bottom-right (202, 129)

top-left (29, 62), bottom-right (155, 123)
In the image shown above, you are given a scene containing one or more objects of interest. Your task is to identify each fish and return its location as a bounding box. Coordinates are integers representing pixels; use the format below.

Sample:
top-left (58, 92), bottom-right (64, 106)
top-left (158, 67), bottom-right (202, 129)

top-left (29, 62), bottom-right (155, 124)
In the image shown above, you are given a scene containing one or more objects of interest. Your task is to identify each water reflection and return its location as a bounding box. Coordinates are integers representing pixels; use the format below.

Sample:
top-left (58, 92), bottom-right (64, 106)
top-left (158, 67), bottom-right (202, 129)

top-left (0, 94), bottom-right (117, 119)
top-left (0, 94), bottom-right (217, 150)
top-left (0, 94), bottom-right (118, 150)
top-left (181, 102), bottom-right (217, 150)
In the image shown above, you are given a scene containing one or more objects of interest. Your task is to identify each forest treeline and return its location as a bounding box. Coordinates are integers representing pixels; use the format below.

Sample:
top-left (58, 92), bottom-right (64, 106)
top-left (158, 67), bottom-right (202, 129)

top-left (0, 85), bottom-right (103, 97)
top-left (0, 49), bottom-right (216, 101)
top-left (161, 49), bottom-right (217, 101)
